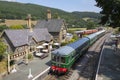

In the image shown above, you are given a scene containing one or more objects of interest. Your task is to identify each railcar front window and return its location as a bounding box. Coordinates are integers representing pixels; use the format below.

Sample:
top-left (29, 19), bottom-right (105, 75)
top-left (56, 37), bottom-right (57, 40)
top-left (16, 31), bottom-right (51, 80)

top-left (52, 54), bottom-right (65, 63)
top-left (52, 55), bottom-right (56, 61)
top-left (61, 57), bottom-right (65, 63)
top-left (52, 55), bottom-right (60, 62)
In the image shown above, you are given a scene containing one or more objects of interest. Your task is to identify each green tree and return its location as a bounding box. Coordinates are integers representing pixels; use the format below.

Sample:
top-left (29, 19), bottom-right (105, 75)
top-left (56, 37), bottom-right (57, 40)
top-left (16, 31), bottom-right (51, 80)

top-left (9, 25), bottom-right (24, 29)
top-left (0, 41), bottom-right (7, 61)
top-left (86, 21), bottom-right (97, 29)
top-left (53, 13), bottom-right (59, 19)
top-left (95, 0), bottom-right (120, 27)
top-left (0, 25), bottom-right (8, 32)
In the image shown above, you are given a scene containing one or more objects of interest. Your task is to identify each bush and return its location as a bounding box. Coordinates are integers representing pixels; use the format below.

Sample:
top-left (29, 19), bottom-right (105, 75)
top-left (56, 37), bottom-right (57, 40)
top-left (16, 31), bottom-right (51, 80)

top-left (61, 42), bottom-right (68, 46)
top-left (0, 41), bottom-right (7, 61)
top-left (9, 25), bottom-right (24, 29)
top-left (0, 60), bottom-right (7, 74)
top-left (28, 54), bottom-right (33, 60)
top-left (0, 25), bottom-right (8, 32)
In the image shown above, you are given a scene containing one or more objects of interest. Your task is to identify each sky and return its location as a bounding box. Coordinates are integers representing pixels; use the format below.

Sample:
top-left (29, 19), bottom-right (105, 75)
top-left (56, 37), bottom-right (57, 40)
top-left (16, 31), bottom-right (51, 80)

top-left (2, 0), bottom-right (101, 13)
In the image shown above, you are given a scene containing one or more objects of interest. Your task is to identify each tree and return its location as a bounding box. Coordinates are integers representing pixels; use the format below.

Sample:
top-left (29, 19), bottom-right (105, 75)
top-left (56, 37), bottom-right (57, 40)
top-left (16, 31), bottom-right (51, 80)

top-left (86, 21), bottom-right (97, 29)
top-left (53, 13), bottom-right (58, 19)
top-left (0, 25), bottom-right (8, 32)
top-left (95, 0), bottom-right (120, 27)
top-left (0, 40), bottom-right (7, 61)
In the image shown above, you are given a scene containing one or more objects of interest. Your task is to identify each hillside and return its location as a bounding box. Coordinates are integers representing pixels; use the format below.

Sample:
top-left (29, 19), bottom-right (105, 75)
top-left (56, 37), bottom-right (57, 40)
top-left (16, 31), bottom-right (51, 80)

top-left (0, 1), bottom-right (101, 28)
top-left (72, 11), bottom-right (102, 19)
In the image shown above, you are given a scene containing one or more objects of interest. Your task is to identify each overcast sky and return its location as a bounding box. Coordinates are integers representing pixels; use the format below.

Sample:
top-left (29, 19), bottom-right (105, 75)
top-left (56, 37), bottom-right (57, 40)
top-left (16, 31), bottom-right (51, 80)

top-left (1, 0), bottom-right (101, 13)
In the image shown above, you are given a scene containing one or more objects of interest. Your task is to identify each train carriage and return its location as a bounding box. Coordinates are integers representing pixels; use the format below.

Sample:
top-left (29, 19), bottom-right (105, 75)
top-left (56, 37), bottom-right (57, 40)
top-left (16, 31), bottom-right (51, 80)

top-left (86, 30), bottom-right (105, 45)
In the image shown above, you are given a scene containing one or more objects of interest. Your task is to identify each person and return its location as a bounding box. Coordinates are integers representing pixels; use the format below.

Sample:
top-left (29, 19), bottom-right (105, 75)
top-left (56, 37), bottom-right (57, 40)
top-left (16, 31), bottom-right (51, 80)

top-left (112, 44), bottom-right (116, 51)
top-left (115, 40), bottom-right (118, 48)
top-left (113, 39), bottom-right (118, 51)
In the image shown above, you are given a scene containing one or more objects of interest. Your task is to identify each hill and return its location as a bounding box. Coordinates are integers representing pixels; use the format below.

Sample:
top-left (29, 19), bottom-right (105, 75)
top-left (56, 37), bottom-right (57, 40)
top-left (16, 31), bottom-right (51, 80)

top-left (0, 1), bottom-right (101, 28)
top-left (72, 11), bottom-right (102, 19)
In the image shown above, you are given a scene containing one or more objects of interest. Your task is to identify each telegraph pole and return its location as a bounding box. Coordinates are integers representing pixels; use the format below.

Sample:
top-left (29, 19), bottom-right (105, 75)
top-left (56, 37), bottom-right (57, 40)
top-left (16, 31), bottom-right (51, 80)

top-left (6, 45), bottom-right (10, 74)
top-left (25, 46), bottom-right (28, 65)
top-left (7, 53), bottom-right (10, 74)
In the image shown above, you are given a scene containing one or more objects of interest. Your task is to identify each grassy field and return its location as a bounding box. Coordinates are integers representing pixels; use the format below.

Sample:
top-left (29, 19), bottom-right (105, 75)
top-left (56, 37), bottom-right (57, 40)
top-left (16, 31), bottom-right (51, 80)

top-left (67, 28), bottom-right (86, 33)
top-left (0, 19), bottom-right (37, 27)
top-left (68, 28), bottom-right (86, 31)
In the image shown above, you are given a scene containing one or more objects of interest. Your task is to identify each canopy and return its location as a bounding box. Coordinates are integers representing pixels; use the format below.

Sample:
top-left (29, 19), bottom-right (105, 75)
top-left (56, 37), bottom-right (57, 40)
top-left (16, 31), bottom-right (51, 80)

top-left (54, 43), bottom-right (60, 45)
top-left (36, 45), bottom-right (44, 49)
top-left (42, 43), bottom-right (49, 46)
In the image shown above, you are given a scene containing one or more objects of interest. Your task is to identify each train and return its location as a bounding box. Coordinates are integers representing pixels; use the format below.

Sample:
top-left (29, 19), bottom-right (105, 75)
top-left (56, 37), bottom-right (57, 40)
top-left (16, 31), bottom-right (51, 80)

top-left (75, 29), bottom-right (98, 35)
top-left (50, 30), bottom-right (106, 75)
top-left (75, 29), bottom-right (98, 38)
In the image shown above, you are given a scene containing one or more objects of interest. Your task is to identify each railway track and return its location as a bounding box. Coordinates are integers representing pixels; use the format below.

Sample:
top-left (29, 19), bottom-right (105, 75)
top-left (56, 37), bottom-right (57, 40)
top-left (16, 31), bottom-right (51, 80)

top-left (43, 70), bottom-right (73, 80)
top-left (43, 75), bottom-right (56, 80)
top-left (78, 33), bottom-right (110, 80)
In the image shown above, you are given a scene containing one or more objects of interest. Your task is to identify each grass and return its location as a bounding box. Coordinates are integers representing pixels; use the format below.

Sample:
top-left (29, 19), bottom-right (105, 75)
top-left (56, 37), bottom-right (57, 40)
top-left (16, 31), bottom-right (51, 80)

top-left (68, 28), bottom-right (86, 31)
top-left (67, 27), bottom-right (86, 33)
top-left (0, 19), bottom-right (37, 27)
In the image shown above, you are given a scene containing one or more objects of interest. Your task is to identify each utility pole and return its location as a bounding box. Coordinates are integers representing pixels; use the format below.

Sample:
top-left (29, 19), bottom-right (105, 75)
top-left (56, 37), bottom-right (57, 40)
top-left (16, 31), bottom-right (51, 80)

top-left (6, 45), bottom-right (10, 74)
top-left (7, 53), bottom-right (10, 74)
top-left (25, 46), bottom-right (28, 65)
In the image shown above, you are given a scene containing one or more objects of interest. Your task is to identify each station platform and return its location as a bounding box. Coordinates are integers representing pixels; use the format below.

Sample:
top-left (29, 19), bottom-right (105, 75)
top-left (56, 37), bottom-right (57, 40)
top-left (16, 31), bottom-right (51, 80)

top-left (2, 53), bottom-right (51, 80)
top-left (96, 38), bottom-right (120, 80)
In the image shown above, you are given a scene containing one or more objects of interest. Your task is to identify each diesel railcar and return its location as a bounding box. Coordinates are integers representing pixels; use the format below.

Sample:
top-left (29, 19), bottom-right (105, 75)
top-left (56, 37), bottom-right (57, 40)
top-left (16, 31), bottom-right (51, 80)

top-left (50, 30), bottom-right (105, 75)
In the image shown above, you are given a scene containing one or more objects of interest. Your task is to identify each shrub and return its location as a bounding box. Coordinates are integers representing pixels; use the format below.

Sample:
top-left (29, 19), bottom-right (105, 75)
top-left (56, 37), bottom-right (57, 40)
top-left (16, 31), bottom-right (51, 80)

top-left (9, 25), bottom-right (24, 29)
top-left (0, 60), bottom-right (7, 74)
top-left (28, 54), bottom-right (33, 60)
top-left (0, 25), bottom-right (8, 32)
top-left (61, 42), bottom-right (68, 46)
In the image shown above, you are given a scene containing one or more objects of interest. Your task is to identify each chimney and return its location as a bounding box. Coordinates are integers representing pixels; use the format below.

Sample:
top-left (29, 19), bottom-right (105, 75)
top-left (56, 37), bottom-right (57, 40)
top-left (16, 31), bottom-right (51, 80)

top-left (47, 9), bottom-right (51, 20)
top-left (27, 14), bottom-right (33, 32)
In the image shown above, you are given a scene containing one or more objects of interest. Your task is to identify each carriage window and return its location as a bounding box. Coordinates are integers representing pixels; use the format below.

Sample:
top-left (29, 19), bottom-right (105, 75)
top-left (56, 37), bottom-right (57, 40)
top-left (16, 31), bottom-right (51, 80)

top-left (52, 55), bottom-right (56, 61)
top-left (61, 57), bottom-right (65, 63)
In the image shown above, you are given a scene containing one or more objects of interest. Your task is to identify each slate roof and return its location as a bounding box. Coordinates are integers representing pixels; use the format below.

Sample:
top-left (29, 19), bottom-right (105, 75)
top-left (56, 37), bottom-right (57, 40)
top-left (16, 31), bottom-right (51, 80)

top-left (2, 28), bottom-right (52, 47)
top-left (35, 19), bottom-right (64, 32)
